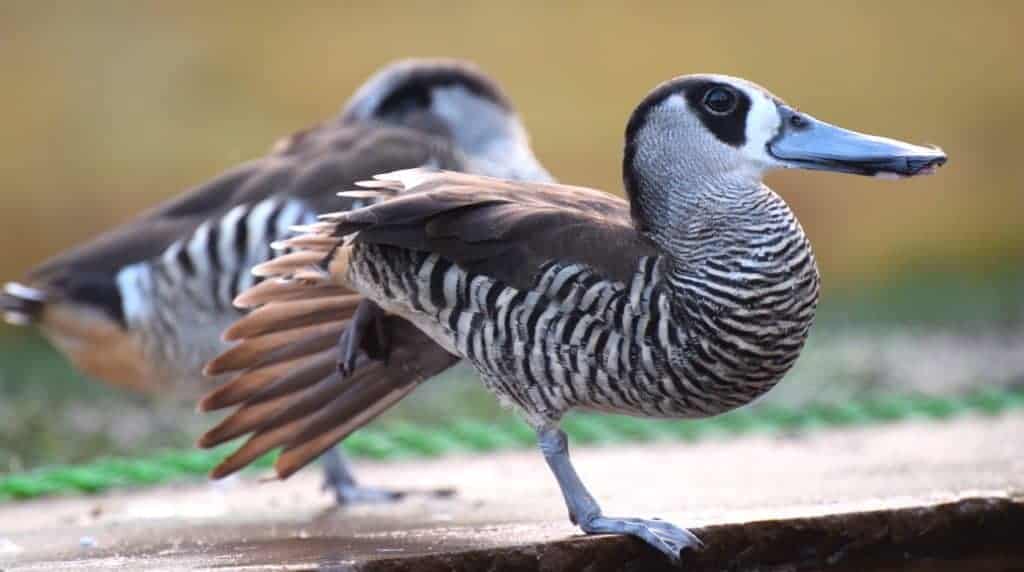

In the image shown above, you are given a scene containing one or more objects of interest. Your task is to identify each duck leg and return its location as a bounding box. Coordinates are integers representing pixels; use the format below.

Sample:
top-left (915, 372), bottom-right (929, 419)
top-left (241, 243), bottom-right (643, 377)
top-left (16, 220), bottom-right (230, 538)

top-left (537, 426), bottom-right (703, 563)
top-left (337, 300), bottom-right (390, 377)
top-left (325, 308), bottom-right (454, 506)
top-left (324, 301), bottom-right (405, 505)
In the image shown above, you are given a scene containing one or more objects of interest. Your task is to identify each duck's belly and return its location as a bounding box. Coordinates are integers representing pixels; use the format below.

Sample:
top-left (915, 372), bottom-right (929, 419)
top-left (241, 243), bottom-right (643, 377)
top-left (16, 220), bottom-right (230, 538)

top-left (347, 244), bottom-right (790, 424)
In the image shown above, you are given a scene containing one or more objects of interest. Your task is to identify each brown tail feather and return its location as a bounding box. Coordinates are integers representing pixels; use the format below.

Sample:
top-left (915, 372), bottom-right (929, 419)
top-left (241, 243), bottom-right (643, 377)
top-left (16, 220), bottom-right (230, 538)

top-left (234, 279), bottom-right (349, 309)
top-left (201, 316), bottom-right (458, 480)
top-left (205, 321), bottom-right (344, 375)
top-left (210, 417), bottom-right (308, 479)
top-left (245, 351), bottom-right (336, 406)
top-left (272, 234), bottom-right (339, 252)
top-left (211, 364), bottom-right (371, 447)
top-left (209, 366), bottom-right (409, 478)
top-left (224, 295), bottom-right (361, 341)
top-left (202, 356), bottom-right (367, 450)
top-left (251, 250), bottom-right (329, 278)
top-left (276, 372), bottom-right (417, 478)
top-left (197, 349), bottom-right (329, 411)
top-left (199, 389), bottom-right (307, 448)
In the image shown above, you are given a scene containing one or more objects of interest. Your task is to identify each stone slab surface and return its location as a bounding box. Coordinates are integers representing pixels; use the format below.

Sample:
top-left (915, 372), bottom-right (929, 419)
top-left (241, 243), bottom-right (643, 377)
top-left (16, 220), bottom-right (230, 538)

top-left (1, 414), bottom-right (1023, 571)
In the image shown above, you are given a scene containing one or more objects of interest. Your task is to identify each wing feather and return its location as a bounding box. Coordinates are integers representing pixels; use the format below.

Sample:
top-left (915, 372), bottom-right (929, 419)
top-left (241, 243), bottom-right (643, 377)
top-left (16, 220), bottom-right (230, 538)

top-left (330, 169), bottom-right (657, 290)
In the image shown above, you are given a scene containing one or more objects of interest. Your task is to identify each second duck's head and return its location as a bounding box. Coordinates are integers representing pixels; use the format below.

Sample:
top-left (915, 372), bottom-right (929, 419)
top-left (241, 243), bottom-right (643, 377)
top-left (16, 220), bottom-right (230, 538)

top-left (623, 74), bottom-right (946, 229)
top-left (342, 58), bottom-right (552, 183)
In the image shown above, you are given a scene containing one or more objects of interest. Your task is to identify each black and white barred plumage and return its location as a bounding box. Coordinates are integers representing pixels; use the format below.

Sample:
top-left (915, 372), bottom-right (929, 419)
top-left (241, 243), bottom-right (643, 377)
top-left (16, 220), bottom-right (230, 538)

top-left (341, 178), bottom-right (818, 426)
top-left (115, 197), bottom-right (317, 392)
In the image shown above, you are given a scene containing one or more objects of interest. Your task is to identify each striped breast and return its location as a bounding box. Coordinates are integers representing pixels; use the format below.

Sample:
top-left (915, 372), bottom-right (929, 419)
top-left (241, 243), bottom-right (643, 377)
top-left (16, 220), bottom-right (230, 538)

top-left (115, 197), bottom-right (317, 396)
top-left (663, 189), bottom-right (821, 413)
top-left (344, 189), bottom-right (819, 426)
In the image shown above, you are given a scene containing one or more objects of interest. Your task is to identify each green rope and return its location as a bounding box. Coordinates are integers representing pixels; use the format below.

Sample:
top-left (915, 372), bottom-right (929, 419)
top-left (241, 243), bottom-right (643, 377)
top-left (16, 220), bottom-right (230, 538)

top-left (2, 387), bottom-right (1022, 502)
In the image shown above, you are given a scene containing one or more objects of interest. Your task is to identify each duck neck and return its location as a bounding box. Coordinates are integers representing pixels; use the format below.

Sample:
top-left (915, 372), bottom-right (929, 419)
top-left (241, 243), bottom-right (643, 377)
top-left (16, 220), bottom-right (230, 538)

top-left (630, 168), bottom-right (767, 268)
top-left (629, 166), bottom-right (819, 319)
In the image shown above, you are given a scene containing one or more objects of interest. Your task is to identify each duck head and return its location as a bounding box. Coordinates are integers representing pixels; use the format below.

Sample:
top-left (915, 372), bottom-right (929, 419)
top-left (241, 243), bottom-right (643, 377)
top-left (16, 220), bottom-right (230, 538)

top-left (623, 74), bottom-right (946, 230)
top-left (342, 58), bottom-right (552, 183)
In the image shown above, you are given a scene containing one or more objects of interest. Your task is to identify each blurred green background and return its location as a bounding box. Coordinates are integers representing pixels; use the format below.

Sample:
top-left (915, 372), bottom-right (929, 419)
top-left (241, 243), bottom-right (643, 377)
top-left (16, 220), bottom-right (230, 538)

top-left (1, 1), bottom-right (1022, 473)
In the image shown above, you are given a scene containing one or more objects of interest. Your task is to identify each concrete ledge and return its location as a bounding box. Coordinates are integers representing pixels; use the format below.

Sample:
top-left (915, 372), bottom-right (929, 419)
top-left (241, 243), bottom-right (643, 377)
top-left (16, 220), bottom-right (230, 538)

top-left (2, 414), bottom-right (1022, 570)
top-left (369, 496), bottom-right (1023, 572)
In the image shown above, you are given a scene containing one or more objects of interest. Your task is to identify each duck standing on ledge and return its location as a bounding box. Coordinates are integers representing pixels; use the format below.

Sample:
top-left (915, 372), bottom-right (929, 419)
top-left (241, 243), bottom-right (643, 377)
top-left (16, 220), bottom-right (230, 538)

top-left (201, 74), bottom-right (946, 562)
top-left (0, 59), bottom-right (551, 505)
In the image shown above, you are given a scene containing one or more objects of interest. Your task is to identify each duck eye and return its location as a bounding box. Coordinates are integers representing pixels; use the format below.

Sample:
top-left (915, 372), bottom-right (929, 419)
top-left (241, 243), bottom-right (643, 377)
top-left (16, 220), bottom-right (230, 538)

top-left (703, 87), bottom-right (737, 115)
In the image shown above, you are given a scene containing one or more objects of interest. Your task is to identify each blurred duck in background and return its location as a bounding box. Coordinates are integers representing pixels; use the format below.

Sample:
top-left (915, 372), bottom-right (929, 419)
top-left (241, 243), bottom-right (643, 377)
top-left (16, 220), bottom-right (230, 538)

top-left (0, 58), bottom-right (552, 504)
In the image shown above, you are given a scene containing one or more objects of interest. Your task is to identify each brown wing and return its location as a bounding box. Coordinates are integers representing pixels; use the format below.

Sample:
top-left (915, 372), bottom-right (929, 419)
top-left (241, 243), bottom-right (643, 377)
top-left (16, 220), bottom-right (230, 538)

top-left (330, 169), bottom-right (657, 290)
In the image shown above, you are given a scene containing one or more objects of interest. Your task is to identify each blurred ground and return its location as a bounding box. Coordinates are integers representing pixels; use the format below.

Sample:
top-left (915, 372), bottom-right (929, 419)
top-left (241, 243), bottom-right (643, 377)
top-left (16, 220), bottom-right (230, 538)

top-left (2, 414), bottom-right (1022, 570)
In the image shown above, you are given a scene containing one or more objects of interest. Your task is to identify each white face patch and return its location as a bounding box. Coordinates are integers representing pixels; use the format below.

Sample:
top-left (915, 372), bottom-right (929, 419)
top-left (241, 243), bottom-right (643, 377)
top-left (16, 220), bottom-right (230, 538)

top-left (736, 85), bottom-right (783, 170)
top-left (431, 86), bottom-right (514, 150)
top-left (432, 86), bottom-right (552, 182)
top-left (680, 73), bottom-right (785, 179)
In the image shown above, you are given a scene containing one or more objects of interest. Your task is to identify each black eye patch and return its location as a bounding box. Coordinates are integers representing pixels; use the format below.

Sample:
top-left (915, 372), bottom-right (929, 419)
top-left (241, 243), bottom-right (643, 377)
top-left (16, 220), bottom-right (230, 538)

top-left (682, 80), bottom-right (752, 147)
top-left (376, 83), bottom-right (433, 117)
top-left (373, 69), bottom-right (512, 119)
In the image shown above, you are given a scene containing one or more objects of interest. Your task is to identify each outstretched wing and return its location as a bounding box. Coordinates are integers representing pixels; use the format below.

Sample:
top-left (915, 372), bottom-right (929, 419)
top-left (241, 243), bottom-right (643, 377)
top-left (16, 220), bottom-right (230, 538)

top-left (198, 252), bottom-right (461, 478)
top-left (200, 313), bottom-right (457, 479)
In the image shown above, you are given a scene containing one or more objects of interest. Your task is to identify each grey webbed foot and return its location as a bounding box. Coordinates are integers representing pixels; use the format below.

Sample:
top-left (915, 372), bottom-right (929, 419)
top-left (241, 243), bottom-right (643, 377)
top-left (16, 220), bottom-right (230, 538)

top-left (537, 426), bottom-right (702, 564)
top-left (324, 479), bottom-right (454, 506)
top-left (337, 300), bottom-right (390, 377)
top-left (579, 514), bottom-right (703, 563)
top-left (321, 446), bottom-right (402, 506)
top-left (324, 480), bottom-right (405, 505)
top-left (320, 446), bottom-right (453, 506)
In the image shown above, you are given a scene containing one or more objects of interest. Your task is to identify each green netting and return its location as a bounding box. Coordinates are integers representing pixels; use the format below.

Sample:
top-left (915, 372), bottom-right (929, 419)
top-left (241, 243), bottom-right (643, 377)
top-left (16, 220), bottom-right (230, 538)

top-left (2, 387), bottom-right (1022, 502)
